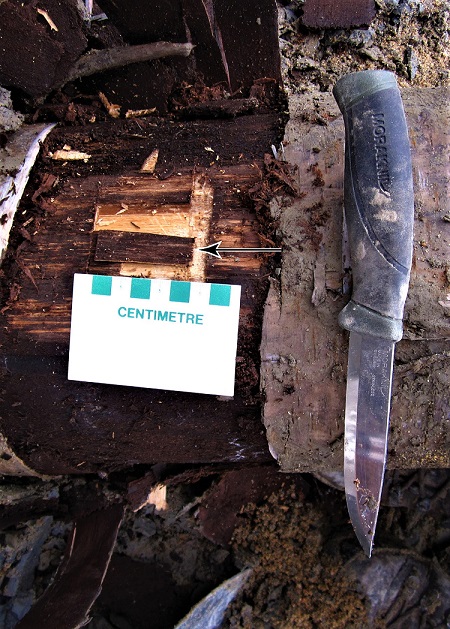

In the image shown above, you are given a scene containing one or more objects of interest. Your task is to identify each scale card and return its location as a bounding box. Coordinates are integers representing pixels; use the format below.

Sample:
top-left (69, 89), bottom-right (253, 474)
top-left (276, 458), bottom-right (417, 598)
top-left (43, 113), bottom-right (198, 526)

top-left (68, 274), bottom-right (241, 396)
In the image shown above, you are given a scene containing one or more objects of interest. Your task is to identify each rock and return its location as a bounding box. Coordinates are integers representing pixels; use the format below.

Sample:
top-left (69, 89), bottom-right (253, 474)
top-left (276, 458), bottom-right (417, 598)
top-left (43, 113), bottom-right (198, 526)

top-left (405, 46), bottom-right (420, 79)
top-left (381, 0), bottom-right (426, 16)
top-left (132, 517), bottom-right (157, 538)
top-left (2, 517), bottom-right (52, 598)
top-left (324, 28), bottom-right (375, 48)
top-left (360, 45), bottom-right (382, 61)
top-left (345, 550), bottom-right (450, 625)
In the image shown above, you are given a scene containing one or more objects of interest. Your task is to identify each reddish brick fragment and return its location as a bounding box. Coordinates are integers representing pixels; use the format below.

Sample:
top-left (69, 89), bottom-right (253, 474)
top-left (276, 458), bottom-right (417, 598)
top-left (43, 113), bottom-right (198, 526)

top-left (302, 0), bottom-right (376, 29)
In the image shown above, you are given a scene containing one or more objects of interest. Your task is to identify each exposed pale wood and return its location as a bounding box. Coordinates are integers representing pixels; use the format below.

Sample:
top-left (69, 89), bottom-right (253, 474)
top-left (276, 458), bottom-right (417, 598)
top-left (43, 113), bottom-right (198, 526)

top-left (185, 173), bottom-right (215, 282)
top-left (95, 211), bottom-right (192, 236)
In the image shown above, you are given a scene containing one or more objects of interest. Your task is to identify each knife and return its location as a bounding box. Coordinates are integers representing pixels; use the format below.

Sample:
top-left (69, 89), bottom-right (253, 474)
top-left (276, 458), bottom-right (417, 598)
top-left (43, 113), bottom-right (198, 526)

top-left (333, 70), bottom-right (414, 556)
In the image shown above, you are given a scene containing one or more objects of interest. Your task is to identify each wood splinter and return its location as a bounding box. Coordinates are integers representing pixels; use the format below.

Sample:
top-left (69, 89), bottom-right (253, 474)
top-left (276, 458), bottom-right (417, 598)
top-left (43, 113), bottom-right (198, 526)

top-left (60, 41), bottom-right (195, 89)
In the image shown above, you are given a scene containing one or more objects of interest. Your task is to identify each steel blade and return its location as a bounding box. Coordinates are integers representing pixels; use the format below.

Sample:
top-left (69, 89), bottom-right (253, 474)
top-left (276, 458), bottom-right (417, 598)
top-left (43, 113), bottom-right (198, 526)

top-left (344, 331), bottom-right (395, 557)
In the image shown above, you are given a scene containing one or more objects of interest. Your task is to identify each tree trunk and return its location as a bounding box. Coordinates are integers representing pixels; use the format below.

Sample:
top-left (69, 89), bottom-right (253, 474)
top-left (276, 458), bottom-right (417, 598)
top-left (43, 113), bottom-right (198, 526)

top-left (0, 112), bottom-right (284, 475)
top-left (0, 89), bottom-right (447, 477)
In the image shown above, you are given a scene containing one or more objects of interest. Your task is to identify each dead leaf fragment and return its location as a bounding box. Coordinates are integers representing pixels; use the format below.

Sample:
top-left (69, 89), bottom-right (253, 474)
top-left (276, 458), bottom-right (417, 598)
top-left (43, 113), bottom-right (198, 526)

top-left (140, 148), bottom-right (159, 173)
top-left (32, 173), bottom-right (58, 203)
top-left (16, 260), bottom-right (38, 290)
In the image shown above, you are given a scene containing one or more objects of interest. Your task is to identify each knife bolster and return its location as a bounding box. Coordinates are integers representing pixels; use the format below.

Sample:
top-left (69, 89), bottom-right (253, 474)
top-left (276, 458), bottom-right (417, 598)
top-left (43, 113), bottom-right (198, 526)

top-left (339, 300), bottom-right (402, 342)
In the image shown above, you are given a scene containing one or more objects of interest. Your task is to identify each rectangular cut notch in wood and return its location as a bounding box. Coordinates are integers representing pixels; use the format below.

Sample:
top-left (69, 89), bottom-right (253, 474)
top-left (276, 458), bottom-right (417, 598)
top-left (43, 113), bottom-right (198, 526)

top-left (91, 172), bottom-right (214, 281)
top-left (94, 231), bottom-right (194, 264)
top-left (118, 174), bottom-right (214, 281)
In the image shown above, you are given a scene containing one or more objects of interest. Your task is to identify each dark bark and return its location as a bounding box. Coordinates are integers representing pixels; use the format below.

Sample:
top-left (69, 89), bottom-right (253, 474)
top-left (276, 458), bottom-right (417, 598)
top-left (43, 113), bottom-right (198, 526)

top-left (0, 113), bottom-right (283, 475)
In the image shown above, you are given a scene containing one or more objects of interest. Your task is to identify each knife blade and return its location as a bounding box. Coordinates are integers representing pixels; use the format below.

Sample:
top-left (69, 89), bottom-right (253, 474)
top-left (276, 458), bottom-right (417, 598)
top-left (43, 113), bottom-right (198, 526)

top-left (333, 70), bottom-right (414, 556)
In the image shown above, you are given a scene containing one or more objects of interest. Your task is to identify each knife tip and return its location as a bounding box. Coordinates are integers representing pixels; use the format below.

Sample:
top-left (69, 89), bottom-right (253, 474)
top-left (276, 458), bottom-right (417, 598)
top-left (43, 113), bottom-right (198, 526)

top-left (346, 495), bottom-right (376, 558)
top-left (362, 537), bottom-right (373, 558)
top-left (354, 526), bottom-right (374, 557)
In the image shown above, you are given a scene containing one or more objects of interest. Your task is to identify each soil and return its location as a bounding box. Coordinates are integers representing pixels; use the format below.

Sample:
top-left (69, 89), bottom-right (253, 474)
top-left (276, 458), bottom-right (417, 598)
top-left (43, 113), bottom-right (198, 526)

top-left (0, 1), bottom-right (449, 628)
top-left (278, 0), bottom-right (449, 92)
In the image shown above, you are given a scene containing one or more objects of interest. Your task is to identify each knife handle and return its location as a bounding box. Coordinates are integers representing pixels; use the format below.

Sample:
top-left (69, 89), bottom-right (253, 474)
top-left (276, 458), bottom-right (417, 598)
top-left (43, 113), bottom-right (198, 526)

top-left (333, 70), bottom-right (414, 342)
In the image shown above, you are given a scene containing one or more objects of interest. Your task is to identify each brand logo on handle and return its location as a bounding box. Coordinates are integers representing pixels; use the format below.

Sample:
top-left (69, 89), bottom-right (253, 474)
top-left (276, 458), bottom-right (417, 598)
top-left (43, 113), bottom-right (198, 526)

top-left (372, 113), bottom-right (391, 197)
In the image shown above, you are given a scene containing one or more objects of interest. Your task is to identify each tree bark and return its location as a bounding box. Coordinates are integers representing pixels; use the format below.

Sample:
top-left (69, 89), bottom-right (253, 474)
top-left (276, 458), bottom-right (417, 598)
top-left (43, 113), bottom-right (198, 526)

top-left (261, 88), bottom-right (450, 473)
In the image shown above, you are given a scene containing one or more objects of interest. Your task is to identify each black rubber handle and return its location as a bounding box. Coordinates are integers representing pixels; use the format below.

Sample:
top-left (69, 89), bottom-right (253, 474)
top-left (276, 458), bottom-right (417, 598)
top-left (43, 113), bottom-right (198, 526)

top-left (333, 70), bottom-right (414, 342)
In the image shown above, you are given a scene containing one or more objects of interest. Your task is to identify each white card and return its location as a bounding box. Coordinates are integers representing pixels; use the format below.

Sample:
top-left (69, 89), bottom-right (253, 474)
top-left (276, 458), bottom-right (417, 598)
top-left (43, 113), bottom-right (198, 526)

top-left (68, 274), bottom-right (241, 396)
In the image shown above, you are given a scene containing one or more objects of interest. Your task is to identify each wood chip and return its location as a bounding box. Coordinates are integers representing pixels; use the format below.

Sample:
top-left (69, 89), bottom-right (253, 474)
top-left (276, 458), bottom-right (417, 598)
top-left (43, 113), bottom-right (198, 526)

top-left (125, 107), bottom-right (157, 118)
top-left (51, 149), bottom-right (91, 161)
top-left (99, 92), bottom-right (121, 119)
top-left (31, 173), bottom-right (58, 203)
top-left (147, 484), bottom-right (168, 511)
top-left (116, 203), bottom-right (128, 215)
top-left (36, 8), bottom-right (58, 31)
top-left (140, 148), bottom-right (159, 173)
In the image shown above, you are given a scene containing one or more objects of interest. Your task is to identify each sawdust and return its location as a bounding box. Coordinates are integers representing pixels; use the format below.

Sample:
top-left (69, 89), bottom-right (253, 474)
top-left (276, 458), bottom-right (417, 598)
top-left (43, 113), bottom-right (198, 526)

top-left (223, 486), bottom-right (374, 628)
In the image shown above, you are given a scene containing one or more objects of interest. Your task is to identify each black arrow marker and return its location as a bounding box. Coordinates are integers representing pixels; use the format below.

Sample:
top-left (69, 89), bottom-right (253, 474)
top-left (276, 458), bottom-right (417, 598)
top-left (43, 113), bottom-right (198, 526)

top-left (198, 241), bottom-right (282, 259)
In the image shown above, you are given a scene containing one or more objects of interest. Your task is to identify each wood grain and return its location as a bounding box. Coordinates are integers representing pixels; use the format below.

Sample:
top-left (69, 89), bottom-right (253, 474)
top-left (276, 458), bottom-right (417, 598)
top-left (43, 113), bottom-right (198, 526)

top-left (0, 113), bottom-right (282, 474)
top-left (94, 231), bottom-right (194, 264)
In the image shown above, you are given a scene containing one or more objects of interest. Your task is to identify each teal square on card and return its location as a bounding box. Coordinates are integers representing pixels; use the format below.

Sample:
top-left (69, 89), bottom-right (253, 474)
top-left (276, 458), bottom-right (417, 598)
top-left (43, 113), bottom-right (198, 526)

top-left (209, 284), bottom-right (231, 307)
top-left (131, 278), bottom-right (151, 300)
top-left (91, 275), bottom-right (112, 296)
top-left (169, 281), bottom-right (191, 303)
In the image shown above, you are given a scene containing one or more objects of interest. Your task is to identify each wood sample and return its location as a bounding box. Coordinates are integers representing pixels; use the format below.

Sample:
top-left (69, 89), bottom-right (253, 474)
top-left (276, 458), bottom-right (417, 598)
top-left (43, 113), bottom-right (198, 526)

top-left (16, 505), bottom-right (124, 629)
top-left (0, 113), bottom-right (283, 475)
top-left (94, 231), bottom-right (194, 264)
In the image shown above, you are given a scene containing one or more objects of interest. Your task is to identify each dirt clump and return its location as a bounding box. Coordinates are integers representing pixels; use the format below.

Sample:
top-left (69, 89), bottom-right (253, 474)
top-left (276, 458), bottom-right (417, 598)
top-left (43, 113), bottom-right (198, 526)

top-left (279, 0), bottom-right (449, 92)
